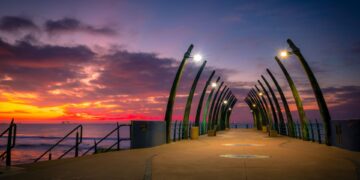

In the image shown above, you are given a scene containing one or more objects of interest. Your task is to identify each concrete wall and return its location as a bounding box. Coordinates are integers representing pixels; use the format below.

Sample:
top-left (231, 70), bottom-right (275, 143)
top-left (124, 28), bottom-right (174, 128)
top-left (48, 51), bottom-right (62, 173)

top-left (331, 120), bottom-right (360, 151)
top-left (131, 121), bottom-right (166, 149)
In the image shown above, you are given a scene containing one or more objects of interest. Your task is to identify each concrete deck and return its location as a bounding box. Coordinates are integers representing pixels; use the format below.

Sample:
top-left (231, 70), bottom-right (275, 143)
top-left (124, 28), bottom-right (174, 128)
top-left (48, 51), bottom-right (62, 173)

top-left (1, 129), bottom-right (360, 180)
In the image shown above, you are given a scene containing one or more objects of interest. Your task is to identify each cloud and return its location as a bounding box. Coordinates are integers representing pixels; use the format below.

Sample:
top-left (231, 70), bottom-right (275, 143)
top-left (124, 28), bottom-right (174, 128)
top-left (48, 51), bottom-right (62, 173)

top-left (45, 18), bottom-right (116, 36)
top-left (0, 16), bottom-right (38, 32)
top-left (322, 86), bottom-right (360, 119)
top-left (94, 50), bottom-right (217, 96)
top-left (0, 38), bottom-right (95, 91)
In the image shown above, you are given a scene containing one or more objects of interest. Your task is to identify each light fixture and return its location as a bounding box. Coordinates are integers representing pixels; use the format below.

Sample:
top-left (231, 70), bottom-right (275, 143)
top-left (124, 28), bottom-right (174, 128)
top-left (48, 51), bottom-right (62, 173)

top-left (279, 50), bottom-right (293, 58)
top-left (193, 54), bottom-right (202, 62)
top-left (211, 82), bottom-right (217, 88)
top-left (252, 104), bottom-right (256, 107)
top-left (258, 92), bottom-right (263, 96)
top-left (228, 107), bottom-right (232, 111)
top-left (223, 100), bottom-right (228, 104)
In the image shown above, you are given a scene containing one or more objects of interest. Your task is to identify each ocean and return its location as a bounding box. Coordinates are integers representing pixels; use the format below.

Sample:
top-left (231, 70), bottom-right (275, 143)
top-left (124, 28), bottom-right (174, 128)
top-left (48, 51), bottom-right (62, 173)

top-left (0, 123), bottom-right (132, 165)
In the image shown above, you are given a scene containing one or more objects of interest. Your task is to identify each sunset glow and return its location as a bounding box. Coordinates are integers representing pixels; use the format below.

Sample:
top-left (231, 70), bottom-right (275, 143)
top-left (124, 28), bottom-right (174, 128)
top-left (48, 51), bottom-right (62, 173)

top-left (0, 1), bottom-right (359, 123)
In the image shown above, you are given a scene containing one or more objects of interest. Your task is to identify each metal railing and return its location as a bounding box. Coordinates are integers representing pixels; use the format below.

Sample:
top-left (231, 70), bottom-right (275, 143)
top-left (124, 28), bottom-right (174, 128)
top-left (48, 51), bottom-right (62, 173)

top-left (0, 119), bottom-right (17, 166)
top-left (82, 123), bottom-right (131, 156)
top-left (34, 125), bottom-right (83, 162)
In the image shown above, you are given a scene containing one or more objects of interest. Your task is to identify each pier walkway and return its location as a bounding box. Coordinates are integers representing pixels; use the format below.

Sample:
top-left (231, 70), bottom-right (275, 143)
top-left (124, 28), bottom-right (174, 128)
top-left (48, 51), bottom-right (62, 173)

top-left (1, 129), bottom-right (360, 180)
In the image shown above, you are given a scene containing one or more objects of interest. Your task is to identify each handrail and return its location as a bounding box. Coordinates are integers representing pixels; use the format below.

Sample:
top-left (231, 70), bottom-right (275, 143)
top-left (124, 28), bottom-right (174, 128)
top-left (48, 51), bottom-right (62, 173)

top-left (34, 124), bottom-right (83, 162)
top-left (0, 119), bottom-right (16, 166)
top-left (82, 123), bottom-right (131, 156)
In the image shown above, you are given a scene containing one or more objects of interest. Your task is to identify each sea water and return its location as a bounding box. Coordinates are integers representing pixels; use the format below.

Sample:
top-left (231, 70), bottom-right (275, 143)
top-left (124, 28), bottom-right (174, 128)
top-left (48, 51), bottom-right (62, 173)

top-left (0, 123), bottom-right (131, 165)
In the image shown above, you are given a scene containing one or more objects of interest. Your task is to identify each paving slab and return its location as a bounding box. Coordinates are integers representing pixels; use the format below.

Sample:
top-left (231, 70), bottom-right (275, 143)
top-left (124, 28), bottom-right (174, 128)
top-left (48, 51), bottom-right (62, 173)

top-left (1, 129), bottom-right (359, 180)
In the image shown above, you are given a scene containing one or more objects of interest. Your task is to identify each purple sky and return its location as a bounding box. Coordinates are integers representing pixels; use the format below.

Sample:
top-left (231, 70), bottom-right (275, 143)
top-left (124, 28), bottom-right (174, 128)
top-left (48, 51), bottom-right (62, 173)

top-left (0, 0), bottom-right (359, 123)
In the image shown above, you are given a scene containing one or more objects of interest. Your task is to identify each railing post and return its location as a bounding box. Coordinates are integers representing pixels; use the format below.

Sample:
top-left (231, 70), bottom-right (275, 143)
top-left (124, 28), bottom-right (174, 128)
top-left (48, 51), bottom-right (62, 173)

top-left (188, 122), bottom-right (192, 138)
top-left (310, 121), bottom-right (315, 142)
top-left (178, 122), bottom-right (182, 141)
top-left (49, 152), bottom-right (52, 160)
top-left (173, 121), bottom-right (177, 142)
top-left (117, 123), bottom-right (120, 151)
top-left (94, 139), bottom-right (97, 154)
top-left (6, 122), bottom-right (13, 166)
top-left (75, 132), bottom-right (79, 157)
top-left (316, 119), bottom-right (322, 144)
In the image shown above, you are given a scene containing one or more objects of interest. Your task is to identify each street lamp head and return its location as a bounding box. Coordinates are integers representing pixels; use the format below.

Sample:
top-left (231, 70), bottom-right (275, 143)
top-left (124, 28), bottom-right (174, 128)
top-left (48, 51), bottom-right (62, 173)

top-left (193, 54), bottom-right (202, 62)
top-left (211, 82), bottom-right (217, 88)
top-left (280, 50), bottom-right (288, 58)
top-left (279, 50), bottom-right (293, 58)
top-left (223, 100), bottom-right (228, 104)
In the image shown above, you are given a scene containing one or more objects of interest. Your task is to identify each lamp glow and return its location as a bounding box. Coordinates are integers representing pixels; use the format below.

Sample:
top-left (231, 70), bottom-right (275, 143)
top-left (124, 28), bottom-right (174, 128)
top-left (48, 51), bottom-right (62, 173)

top-left (258, 92), bottom-right (263, 96)
top-left (252, 104), bottom-right (256, 107)
top-left (211, 82), bottom-right (217, 88)
top-left (280, 50), bottom-right (289, 58)
top-left (228, 107), bottom-right (232, 111)
top-left (193, 54), bottom-right (202, 62)
top-left (223, 100), bottom-right (228, 104)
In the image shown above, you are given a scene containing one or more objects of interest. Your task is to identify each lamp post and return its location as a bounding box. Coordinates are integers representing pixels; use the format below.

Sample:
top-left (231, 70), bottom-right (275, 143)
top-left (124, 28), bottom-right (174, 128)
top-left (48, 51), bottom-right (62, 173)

top-left (244, 98), bottom-right (257, 128)
top-left (226, 98), bottom-right (237, 129)
top-left (247, 94), bottom-right (263, 130)
top-left (219, 93), bottom-right (232, 130)
top-left (195, 70), bottom-right (215, 128)
top-left (224, 95), bottom-right (234, 129)
top-left (258, 80), bottom-right (279, 132)
top-left (203, 77), bottom-right (220, 133)
top-left (164, 44), bottom-right (193, 143)
top-left (250, 89), bottom-right (269, 128)
top-left (261, 75), bottom-right (286, 135)
top-left (208, 81), bottom-right (224, 130)
top-left (275, 56), bottom-right (309, 141)
top-left (182, 60), bottom-right (207, 139)
top-left (282, 39), bottom-right (332, 145)
top-left (245, 96), bottom-right (261, 130)
top-left (212, 86), bottom-right (230, 130)
top-left (266, 69), bottom-right (295, 137)
top-left (255, 85), bottom-right (273, 132)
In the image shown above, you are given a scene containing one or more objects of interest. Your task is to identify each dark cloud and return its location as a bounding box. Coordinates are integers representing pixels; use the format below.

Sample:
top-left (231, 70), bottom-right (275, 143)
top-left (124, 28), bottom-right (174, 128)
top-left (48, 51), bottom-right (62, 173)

top-left (94, 50), bottom-right (209, 96)
top-left (0, 38), bottom-right (95, 91)
top-left (45, 18), bottom-right (116, 36)
top-left (322, 86), bottom-right (360, 120)
top-left (0, 16), bottom-right (38, 32)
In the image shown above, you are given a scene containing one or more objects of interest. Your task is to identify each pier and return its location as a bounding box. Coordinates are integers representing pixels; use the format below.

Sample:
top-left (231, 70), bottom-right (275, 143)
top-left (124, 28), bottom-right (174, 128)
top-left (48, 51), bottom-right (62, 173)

top-left (1, 129), bottom-right (359, 180)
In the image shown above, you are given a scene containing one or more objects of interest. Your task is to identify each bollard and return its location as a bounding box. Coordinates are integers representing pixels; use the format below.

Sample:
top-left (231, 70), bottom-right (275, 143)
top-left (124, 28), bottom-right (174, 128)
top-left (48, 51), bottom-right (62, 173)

top-left (48, 152), bottom-right (52, 160)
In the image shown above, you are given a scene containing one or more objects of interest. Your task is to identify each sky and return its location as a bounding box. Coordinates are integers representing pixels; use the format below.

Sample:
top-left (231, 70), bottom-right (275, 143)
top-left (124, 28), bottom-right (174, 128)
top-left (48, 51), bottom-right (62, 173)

top-left (0, 0), bottom-right (359, 123)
